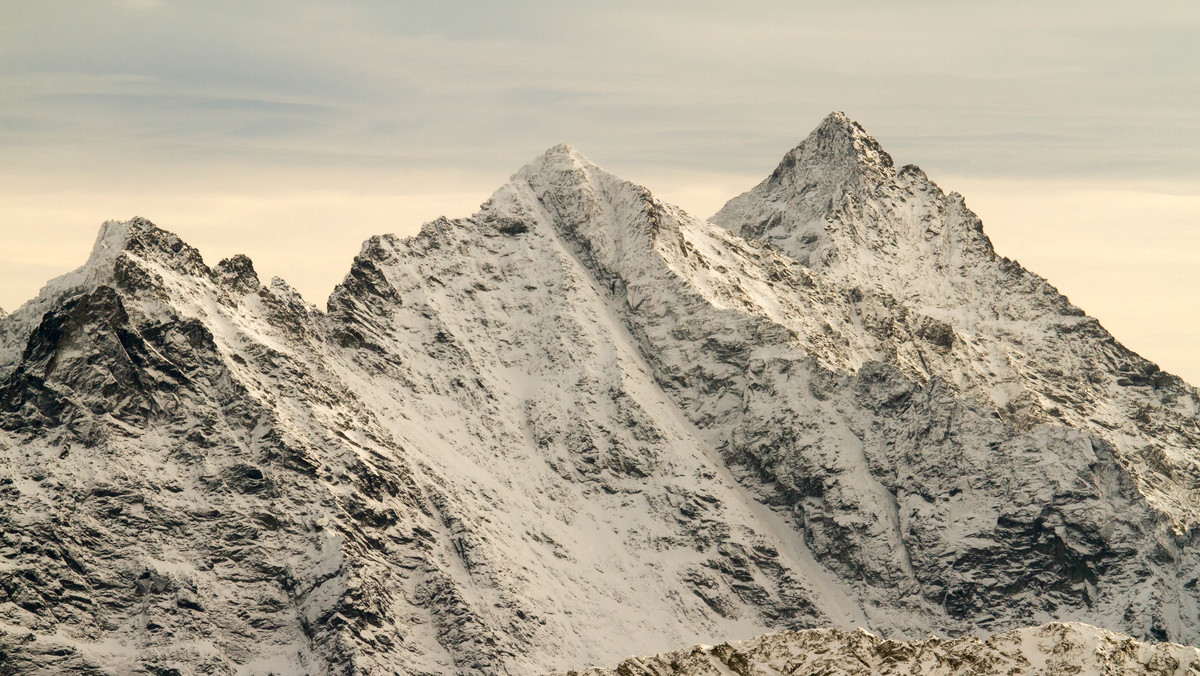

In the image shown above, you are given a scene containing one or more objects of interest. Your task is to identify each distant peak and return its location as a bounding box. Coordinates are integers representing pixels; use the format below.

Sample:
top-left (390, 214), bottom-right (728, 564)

top-left (713, 112), bottom-right (899, 230)
top-left (87, 217), bottom-right (155, 265)
top-left (215, 254), bottom-right (261, 295)
top-left (515, 143), bottom-right (598, 181)
top-left (773, 111), bottom-right (894, 184)
top-left (814, 110), bottom-right (860, 133)
top-left (811, 111), bottom-right (875, 141)
top-left (710, 112), bottom-right (911, 264)
top-left (86, 217), bottom-right (211, 278)
top-left (544, 142), bottom-right (583, 158)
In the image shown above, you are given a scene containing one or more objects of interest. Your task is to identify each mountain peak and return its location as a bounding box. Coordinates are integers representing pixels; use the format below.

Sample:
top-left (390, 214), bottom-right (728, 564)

top-left (513, 143), bottom-right (598, 183)
top-left (543, 142), bottom-right (585, 159)
top-left (711, 113), bottom-right (998, 274)
top-left (709, 112), bottom-right (898, 265)
top-left (0, 218), bottom-right (214, 366)
top-left (86, 217), bottom-right (154, 266)
top-left (770, 111), bottom-right (894, 187)
top-left (87, 217), bottom-right (210, 278)
top-left (813, 110), bottom-right (863, 136)
top-left (214, 254), bottom-right (261, 295)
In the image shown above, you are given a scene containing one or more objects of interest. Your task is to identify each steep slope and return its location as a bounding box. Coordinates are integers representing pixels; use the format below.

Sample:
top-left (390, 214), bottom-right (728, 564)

top-left (0, 117), bottom-right (1198, 675)
top-left (564, 622), bottom-right (1200, 676)
top-left (0, 217), bottom-right (864, 670)
top-left (474, 144), bottom-right (1199, 643)
top-left (317, 151), bottom-right (869, 669)
top-left (0, 221), bottom-right (399, 674)
top-left (712, 112), bottom-right (1200, 528)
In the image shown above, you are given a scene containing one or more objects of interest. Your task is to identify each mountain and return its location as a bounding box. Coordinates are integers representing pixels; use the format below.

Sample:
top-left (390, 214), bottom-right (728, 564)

top-left (564, 622), bottom-right (1200, 676)
top-left (0, 114), bottom-right (1198, 675)
top-left (713, 112), bottom-right (1200, 524)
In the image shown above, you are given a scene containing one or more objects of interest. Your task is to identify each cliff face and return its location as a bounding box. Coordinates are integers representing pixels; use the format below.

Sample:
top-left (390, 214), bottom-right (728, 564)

top-left (0, 115), bottom-right (1197, 675)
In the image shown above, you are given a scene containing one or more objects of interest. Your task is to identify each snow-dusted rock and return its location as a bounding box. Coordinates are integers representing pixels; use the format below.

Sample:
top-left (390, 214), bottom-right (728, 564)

top-left (0, 115), bottom-right (1198, 675)
top-left (713, 112), bottom-right (1200, 528)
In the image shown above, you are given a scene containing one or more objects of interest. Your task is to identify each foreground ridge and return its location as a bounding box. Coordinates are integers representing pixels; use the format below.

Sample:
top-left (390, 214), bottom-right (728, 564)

top-left (562, 623), bottom-right (1200, 676)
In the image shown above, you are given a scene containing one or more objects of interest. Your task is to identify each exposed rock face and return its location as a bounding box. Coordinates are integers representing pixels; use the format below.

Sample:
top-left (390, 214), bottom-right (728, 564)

top-left (563, 623), bottom-right (1200, 676)
top-left (0, 115), bottom-right (1198, 675)
top-left (214, 254), bottom-right (262, 296)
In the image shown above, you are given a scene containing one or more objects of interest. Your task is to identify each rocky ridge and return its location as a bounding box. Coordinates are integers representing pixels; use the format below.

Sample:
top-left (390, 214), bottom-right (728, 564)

top-left (564, 622), bottom-right (1200, 676)
top-left (0, 114), bottom-right (1197, 675)
top-left (713, 113), bottom-right (1200, 527)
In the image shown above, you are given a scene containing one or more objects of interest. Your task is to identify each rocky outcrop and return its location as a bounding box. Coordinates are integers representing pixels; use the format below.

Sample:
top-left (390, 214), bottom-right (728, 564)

top-left (214, 254), bottom-right (262, 296)
top-left (563, 623), bottom-right (1200, 676)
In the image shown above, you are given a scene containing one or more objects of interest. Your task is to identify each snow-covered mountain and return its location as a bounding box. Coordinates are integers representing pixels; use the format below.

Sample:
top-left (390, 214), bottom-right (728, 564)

top-left (713, 113), bottom-right (1200, 526)
top-left (0, 113), bottom-right (1197, 675)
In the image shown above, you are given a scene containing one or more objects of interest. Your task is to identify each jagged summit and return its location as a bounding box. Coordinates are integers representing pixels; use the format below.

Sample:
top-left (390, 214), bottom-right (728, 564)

top-left (785, 111), bottom-right (895, 179)
top-left (15, 217), bottom-right (214, 315)
top-left (86, 217), bottom-right (152, 265)
top-left (214, 253), bottom-right (261, 295)
top-left (474, 141), bottom-right (676, 262)
top-left (508, 143), bottom-right (602, 188)
top-left (0, 217), bottom-right (280, 379)
top-left (711, 111), bottom-right (995, 279)
top-left (509, 143), bottom-right (604, 195)
top-left (710, 112), bottom-right (906, 268)
top-left (86, 216), bottom-right (209, 276)
top-left (529, 142), bottom-right (591, 166)
top-left (745, 111), bottom-right (897, 210)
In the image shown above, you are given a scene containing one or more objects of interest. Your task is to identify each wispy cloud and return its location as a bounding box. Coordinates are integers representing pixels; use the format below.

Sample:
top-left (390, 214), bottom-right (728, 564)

top-left (2, 1), bottom-right (1197, 181)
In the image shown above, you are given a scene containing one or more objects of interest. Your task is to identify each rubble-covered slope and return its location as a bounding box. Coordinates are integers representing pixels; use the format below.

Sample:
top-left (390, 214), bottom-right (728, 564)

top-left (0, 113), bottom-right (1198, 675)
top-left (565, 622), bottom-right (1200, 676)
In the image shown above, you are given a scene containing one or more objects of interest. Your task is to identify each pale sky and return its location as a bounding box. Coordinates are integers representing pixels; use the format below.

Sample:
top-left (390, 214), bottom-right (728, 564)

top-left (1, 1), bottom-right (1198, 383)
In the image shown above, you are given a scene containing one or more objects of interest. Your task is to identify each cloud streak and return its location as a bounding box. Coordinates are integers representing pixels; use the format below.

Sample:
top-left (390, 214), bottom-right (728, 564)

top-left (2, 1), bottom-right (1197, 179)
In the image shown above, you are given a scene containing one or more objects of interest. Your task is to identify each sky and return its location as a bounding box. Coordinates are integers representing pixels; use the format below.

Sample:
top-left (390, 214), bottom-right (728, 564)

top-left (1, 1), bottom-right (1198, 381)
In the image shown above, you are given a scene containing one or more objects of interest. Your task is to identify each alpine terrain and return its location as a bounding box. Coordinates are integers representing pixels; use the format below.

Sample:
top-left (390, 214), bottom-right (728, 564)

top-left (565, 623), bottom-right (1200, 676)
top-left (0, 112), bottom-right (1197, 675)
